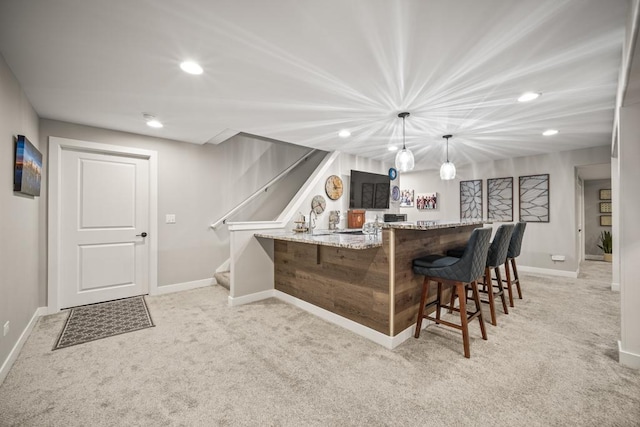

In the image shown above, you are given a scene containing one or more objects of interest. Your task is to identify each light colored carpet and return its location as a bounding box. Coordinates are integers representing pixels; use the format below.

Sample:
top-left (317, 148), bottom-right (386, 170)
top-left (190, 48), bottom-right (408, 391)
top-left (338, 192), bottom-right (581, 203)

top-left (1, 261), bottom-right (638, 426)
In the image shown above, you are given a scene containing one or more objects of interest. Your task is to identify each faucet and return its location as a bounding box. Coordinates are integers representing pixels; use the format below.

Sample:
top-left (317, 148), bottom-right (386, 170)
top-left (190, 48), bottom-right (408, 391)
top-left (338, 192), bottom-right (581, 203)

top-left (308, 209), bottom-right (317, 234)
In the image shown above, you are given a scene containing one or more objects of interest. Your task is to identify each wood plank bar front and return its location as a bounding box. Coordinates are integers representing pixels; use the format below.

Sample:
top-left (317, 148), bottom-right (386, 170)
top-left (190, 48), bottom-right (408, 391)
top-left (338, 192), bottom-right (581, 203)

top-left (270, 223), bottom-right (479, 338)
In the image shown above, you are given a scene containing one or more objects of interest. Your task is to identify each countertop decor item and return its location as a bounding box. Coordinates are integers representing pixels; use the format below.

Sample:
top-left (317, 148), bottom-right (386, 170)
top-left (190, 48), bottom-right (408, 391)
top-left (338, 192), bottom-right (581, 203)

top-left (311, 195), bottom-right (326, 214)
top-left (325, 175), bottom-right (343, 200)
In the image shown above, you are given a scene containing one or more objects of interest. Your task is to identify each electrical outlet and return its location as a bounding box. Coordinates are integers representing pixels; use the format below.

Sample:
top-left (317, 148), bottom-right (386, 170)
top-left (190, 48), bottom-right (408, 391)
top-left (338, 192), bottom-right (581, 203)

top-left (166, 214), bottom-right (176, 224)
top-left (3, 321), bottom-right (9, 337)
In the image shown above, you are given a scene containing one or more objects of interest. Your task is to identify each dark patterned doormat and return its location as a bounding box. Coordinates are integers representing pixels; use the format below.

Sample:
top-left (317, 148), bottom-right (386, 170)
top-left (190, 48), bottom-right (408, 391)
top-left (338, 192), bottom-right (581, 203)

top-left (53, 296), bottom-right (154, 350)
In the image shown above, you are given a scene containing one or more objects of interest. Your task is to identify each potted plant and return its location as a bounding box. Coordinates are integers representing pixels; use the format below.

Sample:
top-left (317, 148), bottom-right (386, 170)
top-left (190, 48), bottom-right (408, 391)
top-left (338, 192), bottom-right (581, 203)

top-left (597, 230), bottom-right (613, 262)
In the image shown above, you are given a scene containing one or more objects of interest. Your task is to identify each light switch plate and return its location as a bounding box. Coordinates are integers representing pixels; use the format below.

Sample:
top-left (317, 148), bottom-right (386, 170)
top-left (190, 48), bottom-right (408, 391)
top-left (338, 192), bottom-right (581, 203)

top-left (166, 214), bottom-right (176, 224)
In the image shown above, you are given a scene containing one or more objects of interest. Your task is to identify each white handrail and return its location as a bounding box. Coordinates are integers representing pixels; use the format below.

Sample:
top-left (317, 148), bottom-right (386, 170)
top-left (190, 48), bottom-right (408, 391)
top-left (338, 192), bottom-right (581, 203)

top-left (210, 149), bottom-right (318, 229)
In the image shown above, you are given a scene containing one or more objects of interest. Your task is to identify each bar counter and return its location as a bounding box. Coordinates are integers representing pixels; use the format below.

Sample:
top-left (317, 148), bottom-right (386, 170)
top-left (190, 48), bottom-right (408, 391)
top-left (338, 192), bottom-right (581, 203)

top-left (255, 220), bottom-right (487, 344)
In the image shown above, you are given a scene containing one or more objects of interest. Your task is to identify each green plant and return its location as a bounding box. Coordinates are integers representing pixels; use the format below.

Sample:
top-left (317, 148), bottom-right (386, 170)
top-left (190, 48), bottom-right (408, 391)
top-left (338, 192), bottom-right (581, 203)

top-left (597, 230), bottom-right (612, 254)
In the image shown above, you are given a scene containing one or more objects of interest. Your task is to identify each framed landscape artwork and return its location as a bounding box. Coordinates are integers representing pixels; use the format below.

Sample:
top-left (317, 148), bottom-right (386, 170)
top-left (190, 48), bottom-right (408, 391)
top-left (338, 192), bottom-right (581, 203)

top-left (14, 134), bottom-right (43, 197)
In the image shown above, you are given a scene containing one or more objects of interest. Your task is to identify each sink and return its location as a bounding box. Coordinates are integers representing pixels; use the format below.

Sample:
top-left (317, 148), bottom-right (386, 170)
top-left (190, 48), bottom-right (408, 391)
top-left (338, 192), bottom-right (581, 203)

top-left (309, 230), bottom-right (334, 236)
top-left (335, 230), bottom-right (364, 235)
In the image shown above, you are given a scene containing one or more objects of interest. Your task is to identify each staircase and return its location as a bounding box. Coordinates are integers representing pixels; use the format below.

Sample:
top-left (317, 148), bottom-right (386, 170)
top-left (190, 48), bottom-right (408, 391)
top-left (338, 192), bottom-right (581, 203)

top-left (214, 271), bottom-right (230, 290)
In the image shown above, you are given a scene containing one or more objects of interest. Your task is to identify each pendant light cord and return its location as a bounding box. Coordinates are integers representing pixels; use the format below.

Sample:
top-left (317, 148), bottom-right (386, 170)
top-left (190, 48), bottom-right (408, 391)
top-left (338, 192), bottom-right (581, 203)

top-left (402, 115), bottom-right (406, 150)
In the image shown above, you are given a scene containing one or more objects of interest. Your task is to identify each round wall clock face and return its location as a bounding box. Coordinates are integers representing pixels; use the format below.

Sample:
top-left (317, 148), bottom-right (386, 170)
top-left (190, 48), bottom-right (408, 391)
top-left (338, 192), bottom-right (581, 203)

top-left (388, 168), bottom-right (398, 180)
top-left (325, 175), bottom-right (344, 200)
top-left (311, 195), bottom-right (327, 214)
top-left (391, 185), bottom-right (400, 201)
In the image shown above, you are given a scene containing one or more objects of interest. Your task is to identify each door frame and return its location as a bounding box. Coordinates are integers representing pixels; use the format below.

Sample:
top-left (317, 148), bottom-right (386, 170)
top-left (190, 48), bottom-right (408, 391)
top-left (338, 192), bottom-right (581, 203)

top-left (48, 136), bottom-right (158, 313)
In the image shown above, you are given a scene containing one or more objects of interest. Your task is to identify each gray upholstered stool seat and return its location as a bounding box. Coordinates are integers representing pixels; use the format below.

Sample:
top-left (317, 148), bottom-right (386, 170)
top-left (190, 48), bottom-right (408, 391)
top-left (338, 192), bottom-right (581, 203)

top-left (503, 221), bottom-right (527, 306)
top-left (412, 227), bottom-right (492, 358)
top-left (447, 224), bottom-right (514, 326)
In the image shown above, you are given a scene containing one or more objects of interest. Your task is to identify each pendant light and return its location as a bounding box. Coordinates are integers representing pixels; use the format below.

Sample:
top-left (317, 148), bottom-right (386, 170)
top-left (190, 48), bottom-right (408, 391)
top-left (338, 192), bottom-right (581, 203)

top-left (440, 134), bottom-right (456, 180)
top-left (395, 112), bottom-right (414, 172)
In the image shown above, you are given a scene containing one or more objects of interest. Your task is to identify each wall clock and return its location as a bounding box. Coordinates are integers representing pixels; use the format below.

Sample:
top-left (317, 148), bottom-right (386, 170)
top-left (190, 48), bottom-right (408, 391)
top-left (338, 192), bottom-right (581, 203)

top-left (391, 185), bottom-right (400, 202)
top-left (311, 195), bottom-right (327, 215)
top-left (388, 167), bottom-right (398, 181)
top-left (325, 175), bottom-right (343, 200)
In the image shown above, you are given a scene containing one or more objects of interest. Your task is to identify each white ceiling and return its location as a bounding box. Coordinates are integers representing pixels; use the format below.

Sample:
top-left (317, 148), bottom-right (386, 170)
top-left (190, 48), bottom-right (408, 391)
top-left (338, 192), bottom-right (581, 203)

top-left (0, 0), bottom-right (629, 170)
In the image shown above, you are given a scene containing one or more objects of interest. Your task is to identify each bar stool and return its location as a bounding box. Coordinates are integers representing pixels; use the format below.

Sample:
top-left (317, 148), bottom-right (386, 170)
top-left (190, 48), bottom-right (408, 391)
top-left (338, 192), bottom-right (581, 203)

top-left (447, 224), bottom-right (514, 326)
top-left (412, 227), bottom-right (491, 358)
top-left (503, 221), bottom-right (527, 307)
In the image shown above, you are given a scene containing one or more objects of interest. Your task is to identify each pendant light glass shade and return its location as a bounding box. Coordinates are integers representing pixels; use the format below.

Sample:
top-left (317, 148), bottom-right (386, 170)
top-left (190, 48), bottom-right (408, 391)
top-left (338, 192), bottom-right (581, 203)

top-left (395, 148), bottom-right (414, 172)
top-left (395, 112), bottom-right (414, 172)
top-left (440, 135), bottom-right (456, 180)
top-left (440, 161), bottom-right (456, 180)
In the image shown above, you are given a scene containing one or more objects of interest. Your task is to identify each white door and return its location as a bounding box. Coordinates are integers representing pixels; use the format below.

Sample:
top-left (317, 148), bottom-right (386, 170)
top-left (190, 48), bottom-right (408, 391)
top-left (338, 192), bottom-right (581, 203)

top-left (58, 148), bottom-right (150, 308)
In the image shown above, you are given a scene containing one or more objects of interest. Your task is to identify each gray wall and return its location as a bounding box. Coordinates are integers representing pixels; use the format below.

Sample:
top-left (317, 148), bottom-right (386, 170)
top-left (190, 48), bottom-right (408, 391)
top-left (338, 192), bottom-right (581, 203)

top-left (399, 145), bottom-right (611, 273)
top-left (0, 54), bottom-right (41, 369)
top-left (584, 179), bottom-right (611, 256)
top-left (39, 121), bottom-right (316, 289)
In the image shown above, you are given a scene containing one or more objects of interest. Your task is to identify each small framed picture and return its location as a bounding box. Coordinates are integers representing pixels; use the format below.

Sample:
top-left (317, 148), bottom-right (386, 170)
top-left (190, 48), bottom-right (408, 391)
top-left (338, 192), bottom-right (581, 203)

top-left (600, 215), bottom-right (612, 226)
top-left (599, 189), bottom-right (611, 200)
top-left (599, 202), bottom-right (612, 213)
top-left (400, 189), bottom-right (414, 207)
top-left (416, 192), bottom-right (437, 210)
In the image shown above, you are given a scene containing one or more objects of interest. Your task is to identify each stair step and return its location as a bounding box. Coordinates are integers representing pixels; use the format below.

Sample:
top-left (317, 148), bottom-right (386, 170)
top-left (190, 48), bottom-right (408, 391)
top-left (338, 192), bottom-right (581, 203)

top-left (214, 271), bottom-right (230, 290)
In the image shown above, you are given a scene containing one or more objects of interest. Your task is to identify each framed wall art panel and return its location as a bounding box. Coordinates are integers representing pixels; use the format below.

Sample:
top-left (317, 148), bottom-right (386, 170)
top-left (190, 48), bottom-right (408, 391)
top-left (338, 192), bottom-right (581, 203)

top-left (460, 179), bottom-right (483, 220)
top-left (519, 174), bottom-right (549, 222)
top-left (487, 177), bottom-right (513, 221)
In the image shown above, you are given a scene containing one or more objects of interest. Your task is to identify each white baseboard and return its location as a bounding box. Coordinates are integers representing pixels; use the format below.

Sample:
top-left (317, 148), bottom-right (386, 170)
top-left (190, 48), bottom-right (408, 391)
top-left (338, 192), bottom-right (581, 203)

top-left (611, 282), bottom-right (620, 292)
top-left (228, 290), bottom-right (276, 307)
top-left (155, 278), bottom-right (213, 295)
top-left (618, 340), bottom-right (640, 370)
top-left (518, 265), bottom-right (578, 278)
top-left (585, 255), bottom-right (605, 261)
top-left (0, 307), bottom-right (47, 386)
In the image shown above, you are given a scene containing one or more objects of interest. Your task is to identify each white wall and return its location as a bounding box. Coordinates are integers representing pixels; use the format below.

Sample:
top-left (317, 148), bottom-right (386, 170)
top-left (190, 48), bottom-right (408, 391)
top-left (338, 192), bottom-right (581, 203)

top-left (0, 54), bottom-right (41, 372)
top-left (399, 145), bottom-right (610, 273)
top-left (285, 152), bottom-right (396, 231)
top-left (618, 103), bottom-right (640, 368)
top-left (39, 120), bottom-right (316, 288)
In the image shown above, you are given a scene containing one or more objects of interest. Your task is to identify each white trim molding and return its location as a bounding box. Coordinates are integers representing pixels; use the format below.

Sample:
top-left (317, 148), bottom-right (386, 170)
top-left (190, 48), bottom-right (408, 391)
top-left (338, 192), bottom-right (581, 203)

top-left (518, 265), bottom-right (578, 278)
top-left (228, 289), bottom-right (276, 306)
top-left (0, 307), bottom-right (47, 385)
top-left (228, 289), bottom-right (426, 349)
top-left (619, 340), bottom-right (640, 370)
top-left (154, 278), bottom-right (213, 296)
top-left (611, 282), bottom-right (620, 292)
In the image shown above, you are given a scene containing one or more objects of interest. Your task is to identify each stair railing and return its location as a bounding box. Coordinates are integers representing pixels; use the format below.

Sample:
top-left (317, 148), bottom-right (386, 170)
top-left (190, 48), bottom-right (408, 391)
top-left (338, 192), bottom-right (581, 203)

top-left (210, 149), bottom-right (317, 229)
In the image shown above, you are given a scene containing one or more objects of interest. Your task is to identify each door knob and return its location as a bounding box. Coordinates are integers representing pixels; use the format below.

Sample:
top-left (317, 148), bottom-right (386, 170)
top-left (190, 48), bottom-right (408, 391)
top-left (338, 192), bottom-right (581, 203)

top-left (136, 232), bottom-right (148, 237)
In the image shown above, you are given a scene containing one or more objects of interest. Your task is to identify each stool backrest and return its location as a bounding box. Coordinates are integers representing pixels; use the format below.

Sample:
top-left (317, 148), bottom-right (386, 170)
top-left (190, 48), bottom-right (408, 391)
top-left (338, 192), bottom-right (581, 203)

top-left (507, 221), bottom-right (527, 258)
top-left (486, 224), bottom-right (515, 267)
top-left (458, 227), bottom-right (492, 282)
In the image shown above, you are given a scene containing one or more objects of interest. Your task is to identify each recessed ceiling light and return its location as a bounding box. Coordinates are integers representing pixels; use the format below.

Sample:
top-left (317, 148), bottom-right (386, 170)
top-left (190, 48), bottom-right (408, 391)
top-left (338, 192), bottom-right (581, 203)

top-left (143, 113), bottom-right (163, 128)
top-left (180, 61), bottom-right (203, 75)
top-left (388, 146), bottom-right (398, 151)
top-left (518, 92), bottom-right (541, 102)
top-left (542, 129), bottom-right (558, 136)
top-left (338, 129), bottom-right (351, 138)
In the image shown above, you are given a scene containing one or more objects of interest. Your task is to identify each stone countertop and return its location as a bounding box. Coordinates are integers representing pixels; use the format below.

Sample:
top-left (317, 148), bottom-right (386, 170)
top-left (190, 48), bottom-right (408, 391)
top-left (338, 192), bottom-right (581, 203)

top-left (255, 220), bottom-right (488, 250)
top-left (254, 229), bottom-right (383, 250)
top-left (381, 219), bottom-right (488, 230)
